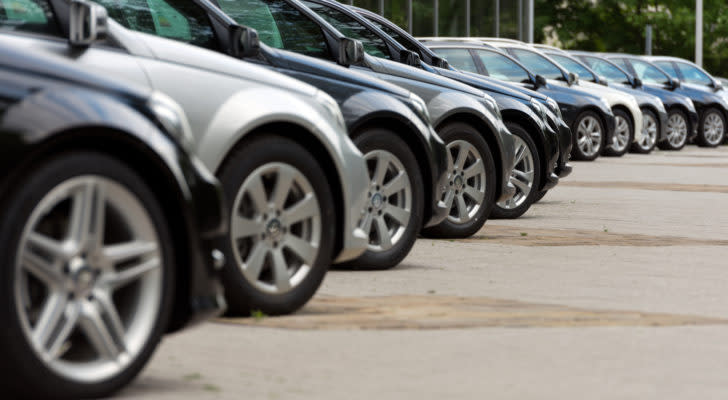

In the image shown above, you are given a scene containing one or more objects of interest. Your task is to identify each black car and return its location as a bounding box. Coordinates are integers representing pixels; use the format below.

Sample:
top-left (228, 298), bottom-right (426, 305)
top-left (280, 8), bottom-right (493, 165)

top-left (421, 40), bottom-right (615, 162)
top-left (208, 0), bottom-right (518, 238)
top-left (0, 42), bottom-right (226, 398)
top-left (571, 51), bottom-right (699, 153)
top-left (303, 0), bottom-right (560, 219)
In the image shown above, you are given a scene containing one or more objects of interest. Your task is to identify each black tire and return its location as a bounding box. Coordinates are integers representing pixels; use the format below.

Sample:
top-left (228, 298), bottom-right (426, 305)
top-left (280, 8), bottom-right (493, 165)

top-left (491, 123), bottom-right (541, 219)
top-left (630, 108), bottom-right (658, 154)
top-left (421, 122), bottom-right (496, 238)
top-left (218, 135), bottom-right (335, 315)
top-left (602, 108), bottom-right (633, 157)
top-left (571, 110), bottom-right (606, 161)
top-left (534, 190), bottom-right (548, 203)
top-left (0, 151), bottom-right (174, 399)
top-left (657, 109), bottom-right (689, 151)
top-left (343, 128), bottom-right (424, 270)
top-left (697, 107), bottom-right (726, 147)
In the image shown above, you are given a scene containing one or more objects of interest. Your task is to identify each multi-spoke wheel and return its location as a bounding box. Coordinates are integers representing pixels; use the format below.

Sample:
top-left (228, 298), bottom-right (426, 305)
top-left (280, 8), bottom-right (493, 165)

top-left (631, 108), bottom-right (658, 154)
top-left (0, 152), bottom-right (173, 399)
top-left (603, 108), bottom-right (633, 157)
top-left (422, 122), bottom-right (495, 238)
top-left (219, 135), bottom-right (334, 315)
top-left (572, 111), bottom-right (604, 161)
top-left (697, 107), bottom-right (726, 147)
top-left (344, 129), bottom-right (424, 270)
top-left (658, 109), bottom-right (688, 151)
top-left (492, 123), bottom-right (541, 219)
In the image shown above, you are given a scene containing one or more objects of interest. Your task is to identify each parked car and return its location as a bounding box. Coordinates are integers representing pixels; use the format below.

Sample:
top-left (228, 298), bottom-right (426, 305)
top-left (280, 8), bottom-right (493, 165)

top-left (571, 51), bottom-right (698, 153)
top-left (2, 0), bottom-right (372, 316)
top-left (303, 0), bottom-right (561, 219)
top-left (420, 40), bottom-right (615, 162)
top-left (0, 41), bottom-right (226, 398)
top-left (604, 54), bottom-right (718, 150)
top-left (209, 0), bottom-right (517, 238)
top-left (645, 55), bottom-right (727, 146)
top-left (539, 48), bottom-right (666, 154)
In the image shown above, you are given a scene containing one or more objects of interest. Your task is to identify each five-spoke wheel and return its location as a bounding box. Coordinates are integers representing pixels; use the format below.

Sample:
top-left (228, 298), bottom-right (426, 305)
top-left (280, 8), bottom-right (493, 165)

top-left (658, 109), bottom-right (688, 151)
top-left (572, 111), bottom-right (604, 161)
top-left (631, 108), bottom-right (658, 154)
top-left (492, 123), bottom-right (541, 219)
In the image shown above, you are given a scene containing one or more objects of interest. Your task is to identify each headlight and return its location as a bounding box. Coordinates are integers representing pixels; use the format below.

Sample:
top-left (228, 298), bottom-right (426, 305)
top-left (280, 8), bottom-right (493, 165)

top-left (600, 97), bottom-right (612, 111)
top-left (482, 94), bottom-right (502, 120)
top-left (546, 97), bottom-right (562, 120)
top-left (530, 98), bottom-right (548, 121)
top-left (148, 91), bottom-right (195, 152)
top-left (315, 90), bottom-right (346, 132)
top-left (686, 98), bottom-right (696, 112)
top-left (409, 92), bottom-right (431, 124)
top-left (655, 100), bottom-right (666, 113)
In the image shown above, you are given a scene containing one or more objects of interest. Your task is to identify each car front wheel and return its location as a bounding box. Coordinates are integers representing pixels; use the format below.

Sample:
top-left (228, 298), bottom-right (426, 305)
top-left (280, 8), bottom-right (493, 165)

top-left (631, 108), bottom-right (658, 154)
top-left (657, 109), bottom-right (689, 151)
top-left (603, 108), bottom-right (633, 157)
top-left (697, 107), bottom-right (726, 147)
top-left (572, 111), bottom-right (605, 161)
top-left (491, 123), bottom-right (541, 219)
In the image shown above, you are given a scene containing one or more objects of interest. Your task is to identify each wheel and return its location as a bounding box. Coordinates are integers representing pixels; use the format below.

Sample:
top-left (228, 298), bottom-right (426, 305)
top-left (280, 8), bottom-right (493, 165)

top-left (491, 123), bottom-right (541, 219)
top-left (571, 111), bottom-right (605, 161)
top-left (631, 108), bottom-right (658, 154)
top-left (218, 135), bottom-right (335, 315)
top-left (534, 190), bottom-right (548, 203)
top-left (657, 109), bottom-right (688, 151)
top-left (602, 108), bottom-right (632, 157)
top-left (421, 122), bottom-right (496, 238)
top-left (343, 128), bottom-right (424, 270)
top-left (697, 107), bottom-right (726, 147)
top-left (0, 151), bottom-right (174, 399)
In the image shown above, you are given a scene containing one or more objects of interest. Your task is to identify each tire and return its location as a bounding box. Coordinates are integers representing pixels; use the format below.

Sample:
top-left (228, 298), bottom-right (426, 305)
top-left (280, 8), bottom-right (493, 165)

top-left (491, 123), bottom-right (541, 219)
top-left (602, 108), bottom-right (633, 157)
top-left (697, 107), bottom-right (726, 147)
top-left (218, 135), bottom-right (335, 315)
top-left (0, 151), bottom-right (174, 399)
top-left (343, 128), bottom-right (424, 270)
top-left (421, 122), bottom-right (496, 238)
top-left (657, 109), bottom-right (689, 151)
top-left (534, 190), bottom-right (548, 203)
top-left (571, 110), bottom-right (605, 161)
top-left (631, 108), bottom-right (658, 154)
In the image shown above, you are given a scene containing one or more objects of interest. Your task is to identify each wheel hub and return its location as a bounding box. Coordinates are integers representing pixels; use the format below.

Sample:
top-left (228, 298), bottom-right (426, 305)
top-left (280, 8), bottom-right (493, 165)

top-left (67, 256), bottom-right (96, 297)
top-left (370, 193), bottom-right (384, 210)
top-left (265, 218), bottom-right (284, 241)
top-left (453, 175), bottom-right (464, 191)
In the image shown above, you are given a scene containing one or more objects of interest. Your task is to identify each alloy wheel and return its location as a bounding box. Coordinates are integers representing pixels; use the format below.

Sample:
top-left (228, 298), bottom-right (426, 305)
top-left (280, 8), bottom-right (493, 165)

top-left (443, 140), bottom-right (486, 224)
top-left (610, 114), bottom-right (631, 152)
top-left (497, 135), bottom-right (534, 210)
top-left (666, 113), bottom-right (688, 148)
top-left (230, 163), bottom-right (321, 294)
top-left (703, 111), bottom-right (725, 146)
top-left (16, 176), bottom-right (162, 384)
top-left (638, 112), bottom-right (658, 151)
top-left (576, 115), bottom-right (603, 157)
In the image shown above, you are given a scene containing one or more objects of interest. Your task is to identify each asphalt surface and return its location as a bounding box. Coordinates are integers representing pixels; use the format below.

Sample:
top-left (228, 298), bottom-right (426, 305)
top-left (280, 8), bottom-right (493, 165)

top-left (121, 145), bottom-right (728, 400)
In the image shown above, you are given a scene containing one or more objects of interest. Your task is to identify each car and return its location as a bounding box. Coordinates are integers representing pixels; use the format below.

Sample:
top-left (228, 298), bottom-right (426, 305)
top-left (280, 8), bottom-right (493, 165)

top-left (645, 55), bottom-right (728, 146)
top-left (2, 0), bottom-right (372, 316)
top-left (604, 54), bottom-right (716, 150)
top-left (209, 0), bottom-right (518, 238)
top-left (303, 0), bottom-right (562, 219)
top-left (539, 49), bottom-right (667, 155)
top-left (571, 51), bottom-right (698, 153)
top-left (0, 41), bottom-right (226, 398)
top-left (420, 40), bottom-right (615, 162)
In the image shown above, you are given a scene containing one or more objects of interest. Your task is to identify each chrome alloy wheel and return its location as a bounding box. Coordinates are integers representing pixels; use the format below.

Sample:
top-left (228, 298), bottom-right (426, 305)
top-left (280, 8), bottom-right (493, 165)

top-left (666, 113), bottom-right (688, 148)
top-left (359, 150), bottom-right (413, 252)
top-left (703, 111), bottom-right (725, 146)
top-left (576, 115), bottom-right (603, 157)
top-left (230, 163), bottom-right (321, 294)
top-left (442, 140), bottom-right (486, 224)
top-left (611, 114), bottom-right (631, 152)
top-left (497, 135), bottom-right (534, 210)
top-left (638, 112), bottom-right (658, 151)
top-left (16, 177), bottom-right (162, 384)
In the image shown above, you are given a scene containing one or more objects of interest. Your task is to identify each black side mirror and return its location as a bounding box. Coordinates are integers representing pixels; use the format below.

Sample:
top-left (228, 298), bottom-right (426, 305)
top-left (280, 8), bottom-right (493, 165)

top-left (535, 74), bottom-right (547, 88)
top-left (68, 0), bottom-right (107, 46)
top-left (399, 49), bottom-right (421, 67)
top-left (632, 77), bottom-right (643, 88)
top-left (669, 77), bottom-right (681, 90)
top-left (229, 26), bottom-right (260, 58)
top-left (338, 38), bottom-right (364, 66)
top-left (567, 72), bottom-right (579, 86)
top-left (431, 56), bottom-right (450, 69)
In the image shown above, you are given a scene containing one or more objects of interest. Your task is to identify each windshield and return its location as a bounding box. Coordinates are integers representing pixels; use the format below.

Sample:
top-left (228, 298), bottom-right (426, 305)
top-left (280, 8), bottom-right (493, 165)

top-left (583, 57), bottom-right (631, 84)
top-left (365, 16), bottom-right (421, 54)
top-left (630, 59), bottom-right (670, 85)
top-left (474, 49), bottom-right (530, 83)
top-left (509, 48), bottom-right (563, 80)
top-left (550, 54), bottom-right (596, 81)
top-left (431, 48), bottom-right (479, 73)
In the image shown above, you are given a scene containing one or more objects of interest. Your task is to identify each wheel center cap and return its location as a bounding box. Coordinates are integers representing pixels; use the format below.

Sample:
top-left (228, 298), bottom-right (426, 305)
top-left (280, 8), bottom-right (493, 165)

top-left (68, 257), bottom-right (95, 295)
top-left (266, 219), bottom-right (283, 240)
top-left (454, 176), bottom-right (464, 190)
top-left (371, 193), bottom-right (384, 209)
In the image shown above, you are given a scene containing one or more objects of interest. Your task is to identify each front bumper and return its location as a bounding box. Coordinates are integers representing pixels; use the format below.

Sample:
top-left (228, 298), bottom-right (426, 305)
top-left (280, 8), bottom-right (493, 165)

top-left (603, 110), bottom-right (617, 147)
top-left (333, 135), bottom-right (370, 263)
top-left (425, 127), bottom-right (450, 228)
top-left (688, 108), bottom-right (700, 140)
top-left (657, 107), bottom-right (669, 142)
top-left (556, 119), bottom-right (573, 178)
top-left (497, 123), bottom-right (517, 202)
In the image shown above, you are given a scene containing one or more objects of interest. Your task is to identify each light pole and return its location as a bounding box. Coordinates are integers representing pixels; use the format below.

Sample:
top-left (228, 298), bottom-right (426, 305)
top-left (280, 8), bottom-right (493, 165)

top-left (696, 0), bottom-right (703, 67)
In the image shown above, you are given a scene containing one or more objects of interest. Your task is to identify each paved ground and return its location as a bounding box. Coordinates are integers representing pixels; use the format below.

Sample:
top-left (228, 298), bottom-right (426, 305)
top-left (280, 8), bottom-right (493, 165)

top-left (121, 145), bottom-right (728, 399)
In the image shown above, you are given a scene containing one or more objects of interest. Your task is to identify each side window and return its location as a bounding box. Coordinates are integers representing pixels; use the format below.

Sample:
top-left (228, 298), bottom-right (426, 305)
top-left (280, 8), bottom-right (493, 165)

top-left (0, 0), bottom-right (61, 36)
top-left (431, 48), bottom-right (478, 73)
top-left (630, 59), bottom-right (670, 85)
top-left (509, 49), bottom-right (563, 80)
top-left (301, 1), bottom-right (390, 59)
top-left (94, 0), bottom-right (217, 49)
top-left (654, 61), bottom-right (679, 79)
top-left (217, 0), bottom-right (328, 59)
top-left (474, 50), bottom-right (530, 83)
top-left (676, 62), bottom-right (713, 86)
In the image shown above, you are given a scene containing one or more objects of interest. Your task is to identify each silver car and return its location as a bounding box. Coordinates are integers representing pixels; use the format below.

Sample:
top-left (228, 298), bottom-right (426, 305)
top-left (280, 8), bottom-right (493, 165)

top-left (1, 0), bottom-right (370, 317)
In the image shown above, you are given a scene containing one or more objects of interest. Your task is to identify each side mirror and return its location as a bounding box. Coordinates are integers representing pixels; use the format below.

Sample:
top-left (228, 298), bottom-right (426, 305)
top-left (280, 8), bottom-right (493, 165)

top-left (712, 79), bottom-right (723, 91)
top-left (399, 49), bottom-right (421, 67)
top-left (567, 72), bottom-right (579, 86)
top-left (431, 56), bottom-right (450, 69)
top-left (669, 77), bottom-right (681, 90)
top-left (68, 0), bottom-right (108, 46)
top-left (535, 74), bottom-right (547, 88)
top-left (338, 37), bottom-right (364, 66)
top-left (597, 76), bottom-right (608, 86)
top-left (229, 26), bottom-right (260, 58)
top-left (632, 77), bottom-right (643, 88)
